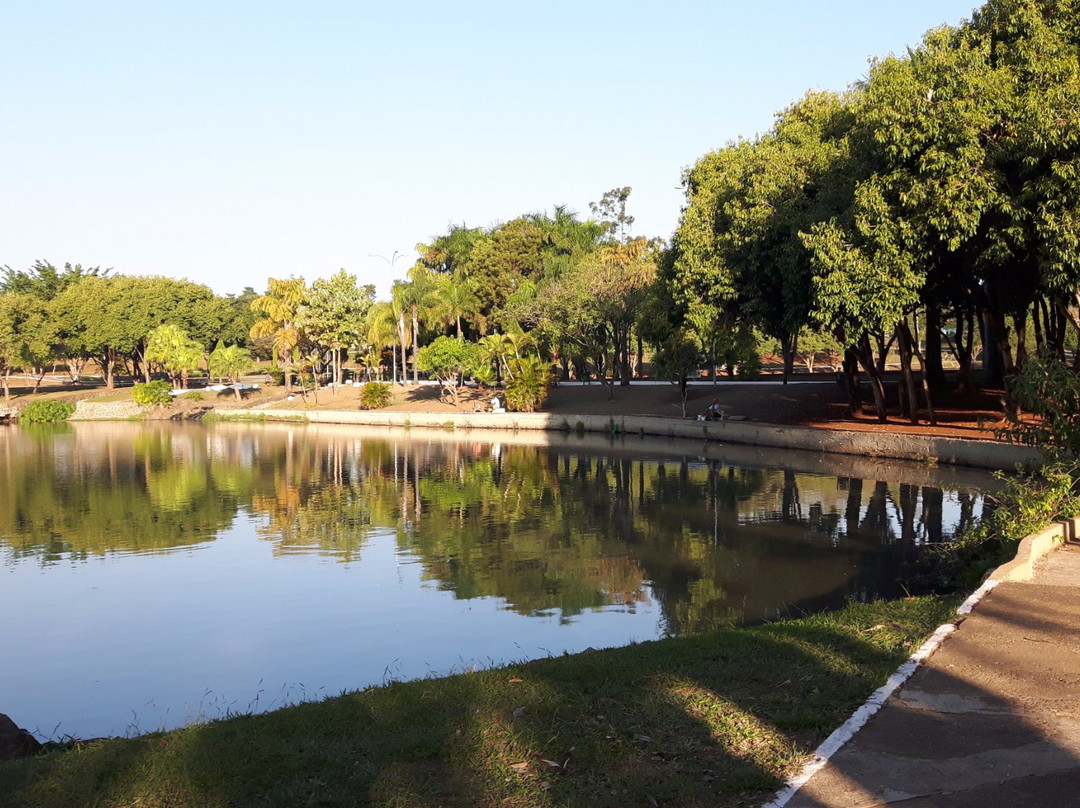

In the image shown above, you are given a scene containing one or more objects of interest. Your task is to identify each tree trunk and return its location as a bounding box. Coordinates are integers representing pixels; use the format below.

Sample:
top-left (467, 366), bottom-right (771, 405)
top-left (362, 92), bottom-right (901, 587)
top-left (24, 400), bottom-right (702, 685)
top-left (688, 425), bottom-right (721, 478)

top-left (781, 332), bottom-right (797, 385)
top-left (924, 304), bottom-right (944, 385)
top-left (411, 306), bottom-right (420, 386)
top-left (895, 322), bottom-right (919, 424)
top-left (103, 350), bottom-right (116, 389)
top-left (842, 347), bottom-right (861, 418)
top-left (902, 317), bottom-right (936, 425)
top-left (398, 312), bottom-right (408, 384)
top-left (856, 334), bottom-right (888, 423)
top-left (1014, 310), bottom-right (1028, 370)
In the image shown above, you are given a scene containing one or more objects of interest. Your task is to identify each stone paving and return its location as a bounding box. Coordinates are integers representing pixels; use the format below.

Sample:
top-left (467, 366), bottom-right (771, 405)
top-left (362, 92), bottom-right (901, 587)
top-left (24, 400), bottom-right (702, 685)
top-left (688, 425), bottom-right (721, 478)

top-left (782, 543), bottom-right (1080, 807)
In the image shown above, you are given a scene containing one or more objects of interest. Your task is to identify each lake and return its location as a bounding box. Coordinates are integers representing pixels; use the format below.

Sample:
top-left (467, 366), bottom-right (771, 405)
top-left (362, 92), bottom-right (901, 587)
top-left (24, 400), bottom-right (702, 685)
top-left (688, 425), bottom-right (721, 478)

top-left (0, 421), bottom-right (995, 740)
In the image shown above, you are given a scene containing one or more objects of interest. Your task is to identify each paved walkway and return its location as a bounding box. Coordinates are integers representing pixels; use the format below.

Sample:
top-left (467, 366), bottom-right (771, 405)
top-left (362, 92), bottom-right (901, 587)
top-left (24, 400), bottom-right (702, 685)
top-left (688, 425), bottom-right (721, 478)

top-left (782, 542), bottom-right (1080, 806)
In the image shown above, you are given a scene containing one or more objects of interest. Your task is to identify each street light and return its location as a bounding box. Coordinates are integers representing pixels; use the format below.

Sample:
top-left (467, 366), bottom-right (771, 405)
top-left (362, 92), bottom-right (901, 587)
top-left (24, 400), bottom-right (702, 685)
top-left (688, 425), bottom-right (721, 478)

top-left (369, 251), bottom-right (409, 270)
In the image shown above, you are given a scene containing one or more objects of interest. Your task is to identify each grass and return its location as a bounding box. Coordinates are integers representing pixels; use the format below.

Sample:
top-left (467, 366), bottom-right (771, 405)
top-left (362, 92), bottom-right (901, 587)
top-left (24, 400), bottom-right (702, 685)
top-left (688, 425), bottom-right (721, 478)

top-left (0, 595), bottom-right (960, 808)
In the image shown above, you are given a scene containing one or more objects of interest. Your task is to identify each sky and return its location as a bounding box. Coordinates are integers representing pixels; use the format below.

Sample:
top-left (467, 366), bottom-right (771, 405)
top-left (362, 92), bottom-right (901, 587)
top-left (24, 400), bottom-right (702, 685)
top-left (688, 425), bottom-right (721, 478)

top-left (2, 1), bottom-right (983, 300)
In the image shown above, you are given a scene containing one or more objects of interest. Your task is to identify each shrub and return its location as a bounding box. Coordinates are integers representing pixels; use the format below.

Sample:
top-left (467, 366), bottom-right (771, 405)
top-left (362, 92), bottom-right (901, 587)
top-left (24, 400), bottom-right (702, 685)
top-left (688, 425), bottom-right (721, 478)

top-left (266, 369), bottom-right (286, 386)
top-left (19, 400), bottom-right (76, 424)
top-left (132, 380), bottom-right (174, 407)
top-left (505, 356), bottom-right (553, 412)
top-left (359, 382), bottom-right (393, 410)
top-left (182, 391), bottom-right (205, 401)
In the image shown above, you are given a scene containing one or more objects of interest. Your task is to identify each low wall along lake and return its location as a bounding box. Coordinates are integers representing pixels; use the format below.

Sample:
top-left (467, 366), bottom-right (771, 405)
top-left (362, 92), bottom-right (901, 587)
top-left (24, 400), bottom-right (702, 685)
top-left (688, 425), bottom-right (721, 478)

top-left (0, 421), bottom-right (998, 740)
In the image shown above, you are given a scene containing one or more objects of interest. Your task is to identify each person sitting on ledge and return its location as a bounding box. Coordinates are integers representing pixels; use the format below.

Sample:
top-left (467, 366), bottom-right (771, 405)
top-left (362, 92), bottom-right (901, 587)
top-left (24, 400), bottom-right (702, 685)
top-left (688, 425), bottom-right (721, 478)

top-left (699, 398), bottom-right (724, 421)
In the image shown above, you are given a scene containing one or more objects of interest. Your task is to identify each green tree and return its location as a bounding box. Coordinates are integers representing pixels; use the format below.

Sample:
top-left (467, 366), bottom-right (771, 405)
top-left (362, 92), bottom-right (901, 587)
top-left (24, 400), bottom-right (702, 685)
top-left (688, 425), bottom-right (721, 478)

top-left (416, 335), bottom-right (481, 406)
top-left (0, 292), bottom-right (55, 398)
top-left (299, 270), bottom-right (375, 388)
top-left (207, 342), bottom-right (255, 399)
top-left (652, 330), bottom-right (703, 416)
top-left (589, 186), bottom-right (635, 243)
top-left (1, 260), bottom-right (109, 299)
top-left (428, 274), bottom-right (482, 338)
top-left (145, 324), bottom-right (204, 388)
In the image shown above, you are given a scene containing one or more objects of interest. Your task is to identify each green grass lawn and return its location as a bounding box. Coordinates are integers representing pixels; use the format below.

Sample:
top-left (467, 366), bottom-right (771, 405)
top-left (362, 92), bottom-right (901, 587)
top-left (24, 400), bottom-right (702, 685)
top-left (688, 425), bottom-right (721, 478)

top-left (0, 595), bottom-right (960, 808)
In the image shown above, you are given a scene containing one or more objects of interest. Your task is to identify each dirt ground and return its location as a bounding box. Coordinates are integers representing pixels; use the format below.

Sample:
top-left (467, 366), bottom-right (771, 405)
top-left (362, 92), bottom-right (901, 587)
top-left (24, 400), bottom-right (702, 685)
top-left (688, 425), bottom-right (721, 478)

top-left (1, 374), bottom-right (1013, 441)
top-left (251, 375), bottom-right (1010, 441)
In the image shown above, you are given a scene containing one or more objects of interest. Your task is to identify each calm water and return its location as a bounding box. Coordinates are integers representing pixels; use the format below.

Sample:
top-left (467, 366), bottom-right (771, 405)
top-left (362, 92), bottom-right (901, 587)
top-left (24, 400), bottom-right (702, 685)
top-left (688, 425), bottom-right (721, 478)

top-left (0, 422), bottom-right (995, 740)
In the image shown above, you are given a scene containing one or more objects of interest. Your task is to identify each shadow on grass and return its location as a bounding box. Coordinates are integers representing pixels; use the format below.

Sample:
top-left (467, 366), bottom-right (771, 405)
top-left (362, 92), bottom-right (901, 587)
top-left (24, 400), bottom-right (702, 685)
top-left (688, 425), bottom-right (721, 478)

top-left (0, 598), bottom-right (958, 808)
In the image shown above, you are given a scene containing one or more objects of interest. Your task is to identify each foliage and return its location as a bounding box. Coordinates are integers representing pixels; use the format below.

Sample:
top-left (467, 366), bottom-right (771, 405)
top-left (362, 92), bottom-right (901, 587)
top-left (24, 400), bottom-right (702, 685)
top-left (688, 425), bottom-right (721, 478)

top-left (250, 277), bottom-right (307, 391)
top-left (590, 185), bottom-right (635, 242)
top-left (145, 324), bottom-right (204, 388)
top-left (208, 342), bottom-right (254, 384)
top-left (923, 460), bottom-right (1080, 590)
top-left (0, 291), bottom-right (56, 398)
top-left (181, 391), bottom-right (205, 401)
top-left (652, 330), bottom-right (703, 416)
top-left (17, 400), bottom-right (75, 424)
top-left (504, 355), bottom-right (552, 412)
top-left (417, 336), bottom-right (480, 406)
top-left (0, 261), bottom-right (109, 299)
top-left (358, 381), bottom-right (393, 410)
top-left (1003, 353), bottom-right (1080, 455)
top-left (132, 380), bottom-right (174, 407)
top-left (298, 270), bottom-right (375, 388)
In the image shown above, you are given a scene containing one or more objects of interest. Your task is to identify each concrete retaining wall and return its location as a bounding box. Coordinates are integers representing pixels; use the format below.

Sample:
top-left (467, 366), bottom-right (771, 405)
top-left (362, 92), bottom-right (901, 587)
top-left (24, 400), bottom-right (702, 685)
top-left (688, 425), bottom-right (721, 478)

top-left (214, 409), bottom-right (1041, 471)
top-left (990, 517), bottom-right (1078, 582)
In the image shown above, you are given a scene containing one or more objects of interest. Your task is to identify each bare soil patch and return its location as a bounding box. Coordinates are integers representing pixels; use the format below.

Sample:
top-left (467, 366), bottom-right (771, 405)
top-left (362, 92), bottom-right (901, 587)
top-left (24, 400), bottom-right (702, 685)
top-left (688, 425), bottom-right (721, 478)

top-left (2, 374), bottom-right (1014, 441)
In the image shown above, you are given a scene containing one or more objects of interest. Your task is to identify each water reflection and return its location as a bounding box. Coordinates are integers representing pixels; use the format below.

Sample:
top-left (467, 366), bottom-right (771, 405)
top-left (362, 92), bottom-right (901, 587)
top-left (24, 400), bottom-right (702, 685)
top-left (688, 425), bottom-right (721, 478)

top-left (1, 422), bottom-right (991, 632)
top-left (0, 422), bottom-right (999, 739)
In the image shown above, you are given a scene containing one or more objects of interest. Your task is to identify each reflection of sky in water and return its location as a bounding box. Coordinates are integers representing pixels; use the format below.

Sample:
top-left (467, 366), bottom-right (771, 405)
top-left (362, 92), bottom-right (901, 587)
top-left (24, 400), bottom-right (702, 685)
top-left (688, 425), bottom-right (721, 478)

top-left (1, 519), bottom-right (663, 741)
top-left (0, 424), bottom-right (994, 741)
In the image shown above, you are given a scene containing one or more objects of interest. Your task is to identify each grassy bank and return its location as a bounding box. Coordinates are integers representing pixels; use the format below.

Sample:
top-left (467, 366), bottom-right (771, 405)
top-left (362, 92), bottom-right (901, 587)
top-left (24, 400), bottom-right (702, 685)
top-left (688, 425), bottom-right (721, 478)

top-left (0, 595), bottom-right (960, 808)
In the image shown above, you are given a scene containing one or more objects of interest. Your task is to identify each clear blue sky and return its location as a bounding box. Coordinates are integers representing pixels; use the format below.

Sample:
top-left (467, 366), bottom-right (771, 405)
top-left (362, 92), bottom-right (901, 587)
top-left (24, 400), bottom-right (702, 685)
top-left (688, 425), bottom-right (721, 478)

top-left (2, 1), bottom-right (980, 299)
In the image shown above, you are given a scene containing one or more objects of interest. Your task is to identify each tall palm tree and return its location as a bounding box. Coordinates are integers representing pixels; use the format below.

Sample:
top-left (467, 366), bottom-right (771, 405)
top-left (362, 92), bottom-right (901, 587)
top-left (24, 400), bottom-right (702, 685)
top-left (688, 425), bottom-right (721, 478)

top-left (366, 299), bottom-right (407, 385)
top-left (400, 265), bottom-right (438, 384)
top-left (250, 278), bottom-right (306, 392)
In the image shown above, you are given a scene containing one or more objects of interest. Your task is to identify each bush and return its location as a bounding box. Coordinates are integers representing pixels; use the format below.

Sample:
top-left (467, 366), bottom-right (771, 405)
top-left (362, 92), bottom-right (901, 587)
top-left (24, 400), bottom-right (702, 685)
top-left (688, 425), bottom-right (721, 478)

top-left (19, 400), bottom-right (76, 424)
top-left (359, 382), bottom-right (393, 410)
top-left (505, 356), bottom-right (553, 412)
top-left (266, 369), bottom-right (286, 386)
top-left (182, 391), bottom-right (205, 401)
top-left (132, 380), bottom-right (174, 407)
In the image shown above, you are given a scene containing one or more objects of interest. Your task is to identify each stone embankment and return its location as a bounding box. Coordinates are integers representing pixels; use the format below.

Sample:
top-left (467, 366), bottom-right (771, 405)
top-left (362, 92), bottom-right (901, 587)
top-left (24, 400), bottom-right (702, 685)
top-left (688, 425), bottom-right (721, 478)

top-left (214, 409), bottom-right (1041, 471)
top-left (69, 400), bottom-right (146, 420)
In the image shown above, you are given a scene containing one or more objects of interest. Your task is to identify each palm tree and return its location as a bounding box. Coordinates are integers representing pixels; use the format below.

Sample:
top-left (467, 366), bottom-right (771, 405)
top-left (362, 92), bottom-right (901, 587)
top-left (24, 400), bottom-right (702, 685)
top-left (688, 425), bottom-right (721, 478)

top-left (207, 342), bottom-right (255, 400)
top-left (145, 323), bottom-right (203, 389)
top-left (428, 275), bottom-right (481, 338)
top-left (368, 295), bottom-right (411, 385)
top-left (401, 265), bottom-right (438, 384)
top-left (391, 280), bottom-right (419, 384)
top-left (250, 278), bottom-right (306, 392)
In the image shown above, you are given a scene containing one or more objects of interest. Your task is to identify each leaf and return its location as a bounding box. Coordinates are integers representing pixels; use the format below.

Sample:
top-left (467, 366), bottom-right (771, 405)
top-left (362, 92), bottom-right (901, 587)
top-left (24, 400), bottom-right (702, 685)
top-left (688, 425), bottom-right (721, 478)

top-left (510, 762), bottom-right (529, 774)
top-left (634, 734), bottom-right (652, 743)
top-left (512, 706), bottom-right (526, 718)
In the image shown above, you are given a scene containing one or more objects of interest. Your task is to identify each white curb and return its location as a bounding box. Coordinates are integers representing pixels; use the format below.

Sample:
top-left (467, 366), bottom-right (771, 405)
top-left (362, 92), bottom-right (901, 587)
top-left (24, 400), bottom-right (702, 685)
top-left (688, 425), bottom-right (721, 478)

top-left (762, 579), bottom-right (1000, 808)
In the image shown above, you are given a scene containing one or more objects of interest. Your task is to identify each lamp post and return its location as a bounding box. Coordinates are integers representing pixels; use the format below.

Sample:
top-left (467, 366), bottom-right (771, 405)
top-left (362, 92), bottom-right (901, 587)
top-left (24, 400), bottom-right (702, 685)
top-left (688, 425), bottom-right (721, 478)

top-left (369, 251), bottom-right (410, 385)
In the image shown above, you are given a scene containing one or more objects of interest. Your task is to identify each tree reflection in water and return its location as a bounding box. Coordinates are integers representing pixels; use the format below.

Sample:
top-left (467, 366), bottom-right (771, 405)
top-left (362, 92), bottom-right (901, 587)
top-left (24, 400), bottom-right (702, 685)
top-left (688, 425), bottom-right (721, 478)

top-left (0, 422), bottom-right (993, 632)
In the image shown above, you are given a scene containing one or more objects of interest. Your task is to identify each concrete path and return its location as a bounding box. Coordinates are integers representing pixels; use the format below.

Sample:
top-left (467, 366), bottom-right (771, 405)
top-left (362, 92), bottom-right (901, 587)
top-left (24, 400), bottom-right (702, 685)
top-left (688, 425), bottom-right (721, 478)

top-left (782, 542), bottom-right (1080, 806)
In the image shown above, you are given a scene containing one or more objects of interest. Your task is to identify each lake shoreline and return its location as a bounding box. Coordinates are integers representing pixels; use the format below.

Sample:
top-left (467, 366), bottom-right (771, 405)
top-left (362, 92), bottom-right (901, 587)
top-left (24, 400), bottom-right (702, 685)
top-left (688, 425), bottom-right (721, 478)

top-left (209, 407), bottom-right (1041, 471)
